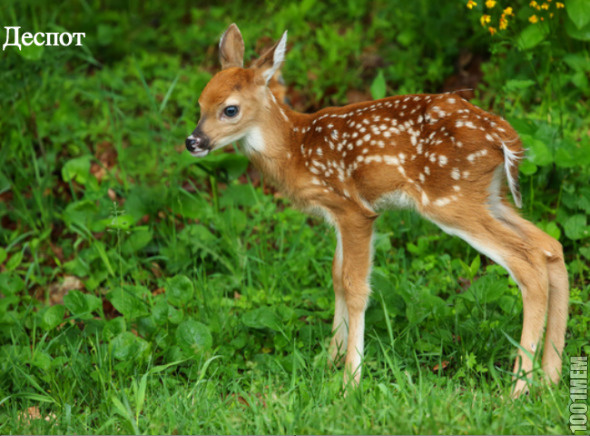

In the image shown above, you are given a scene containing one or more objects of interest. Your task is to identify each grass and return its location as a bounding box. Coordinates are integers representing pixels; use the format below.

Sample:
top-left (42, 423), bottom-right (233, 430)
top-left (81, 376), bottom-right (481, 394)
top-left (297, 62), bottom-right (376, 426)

top-left (0, 0), bottom-right (589, 434)
top-left (0, 343), bottom-right (571, 434)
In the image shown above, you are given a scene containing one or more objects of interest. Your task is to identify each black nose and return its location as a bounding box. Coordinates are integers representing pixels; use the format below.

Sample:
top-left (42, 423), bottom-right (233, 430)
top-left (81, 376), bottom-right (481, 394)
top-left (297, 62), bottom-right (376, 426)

top-left (185, 137), bottom-right (199, 152)
top-left (185, 134), bottom-right (210, 153)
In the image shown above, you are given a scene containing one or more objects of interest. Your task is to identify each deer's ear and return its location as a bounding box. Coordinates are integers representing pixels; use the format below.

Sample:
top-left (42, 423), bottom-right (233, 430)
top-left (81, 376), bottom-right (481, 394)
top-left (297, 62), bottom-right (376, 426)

top-left (252, 30), bottom-right (287, 85)
top-left (219, 23), bottom-right (244, 69)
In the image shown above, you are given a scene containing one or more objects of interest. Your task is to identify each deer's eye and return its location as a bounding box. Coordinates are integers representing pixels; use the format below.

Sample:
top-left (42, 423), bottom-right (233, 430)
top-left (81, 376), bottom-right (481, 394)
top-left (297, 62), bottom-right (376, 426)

top-left (223, 105), bottom-right (239, 118)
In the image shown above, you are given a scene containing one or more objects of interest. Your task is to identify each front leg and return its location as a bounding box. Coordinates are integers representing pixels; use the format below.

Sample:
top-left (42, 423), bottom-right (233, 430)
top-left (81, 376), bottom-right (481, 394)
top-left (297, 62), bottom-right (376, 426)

top-left (336, 212), bottom-right (375, 388)
top-left (329, 229), bottom-right (348, 366)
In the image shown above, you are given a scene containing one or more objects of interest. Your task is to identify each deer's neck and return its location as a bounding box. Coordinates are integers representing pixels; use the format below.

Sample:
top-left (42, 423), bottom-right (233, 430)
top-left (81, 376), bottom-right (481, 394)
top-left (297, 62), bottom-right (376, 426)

top-left (240, 94), bottom-right (310, 194)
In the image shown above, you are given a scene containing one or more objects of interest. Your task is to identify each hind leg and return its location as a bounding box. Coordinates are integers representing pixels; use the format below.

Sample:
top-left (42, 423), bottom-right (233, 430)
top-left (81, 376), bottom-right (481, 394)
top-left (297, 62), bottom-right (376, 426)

top-left (426, 205), bottom-right (549, 397)
top-left (541, 250), bottom-right (569, 384)
top-left (498, 202), bottom-right (569, 384)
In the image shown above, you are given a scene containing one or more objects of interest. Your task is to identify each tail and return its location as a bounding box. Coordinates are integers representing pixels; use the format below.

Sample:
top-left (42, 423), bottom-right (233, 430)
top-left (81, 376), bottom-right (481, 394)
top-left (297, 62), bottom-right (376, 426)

top-left (500, 139), bottom-right (523, 208)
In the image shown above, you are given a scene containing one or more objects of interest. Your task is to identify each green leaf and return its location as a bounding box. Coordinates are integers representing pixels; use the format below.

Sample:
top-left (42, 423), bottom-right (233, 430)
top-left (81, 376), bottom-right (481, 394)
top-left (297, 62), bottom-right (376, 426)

top-left (503, 79), bottom-right (535, 92)
top-left (470, 255), bottom-right (481, 279)
top-left (31, 352), bottom-right (52, 371)
top-left (151, 299), bottom-right (170, 325)
top-left (571, 71), bottom-right (590, 91)
top-left (110, 395), bottom-right (132, 424)
top-left (62, 200), bottom-right (104, 231)
top-left (17, 43), bottom-right (44, 61)
top-left (199, 153), bottom-right (249, 180)
top-left (242, 306), bottom-right (282, 331)
top-left (565, 16), bottom-right (590, 40)
top-left (99, 214), bottom-right (135, 231)
top-left (577, 188), bottom-right (590, 214)
top-left (373, 232), bottom-right (392, 253)
top-left (92, 241), bottom-right (115, 277)
top-left (166, 275), bottom-right (194, 306)
top-left (563, 53), bottom-right (590, 72)
top-left (397, 29), bottom-right (416, 47)
top-left (62, 155), bottom-right (92, 185)
top-left (136, 373), bottom-right (148, 421)
top-left (109, 286), bottom-right (149, 319)
top-left (460, 275), bottom-right (507, 304)
top-left (175, 191), bottom-right (208, 220)
top-left (167, 304), bottom-right (184, 324)
top-left (563, 214), bottom-right (588, 240)
top-left (225, 209), bottom-right (247, 234)
top-left (122, 227), bottom-right (153, 254)
top-left (0, 272), bottom-right (25, 295)
top-left (555, 139), bottom-right (580, 168)
top-left (177, 225), bottom-right (216, 248)
top-left (125, 185), bottom-right (167, 222)
top-left (111, 332), bottom-right (149, 361)
top-left (370, 70), bottom-right (387, 100)
top-left (0, 170), bottom-right (11, 194)
top-left (219, 184), bottom-right (257, 208)
top-left (521, 135), bottom-right (552, 166)
top-left (149, 359), bottom-right (187, 374)
top-left (175, 319), bottom-right (212, 352)
top-left (405, 291), bottom-right (447, 323)
top-left (538, 221), bottom-right (561, 241)
top-left (64, 290), bottom-right (101, 320)
top-left (517, 23), bottom-right (549, 50)
top-left (41, 305), bottom-right (66, 330)
top-left (566, 0), bottom-right (590, 30)
top-left (5, 251), bottom-right (23, 271)
top-left (103, 317), bottom-right (126, 341)
top-left (519, 158), bottom-right (537, 175)
top-left (0, 248), bottom-right (6, 266)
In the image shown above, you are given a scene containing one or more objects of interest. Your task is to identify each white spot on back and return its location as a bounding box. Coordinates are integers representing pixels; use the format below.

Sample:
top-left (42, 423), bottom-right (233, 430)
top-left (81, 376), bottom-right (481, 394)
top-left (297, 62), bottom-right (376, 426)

top-left (374, 191), bottom-right (415, 211)
top-left (421, 191), bottom-right (429, 205)
top-left (384, 156), bottom-right (400, 166)
top-left (434, 197), bottom-right (451, 207)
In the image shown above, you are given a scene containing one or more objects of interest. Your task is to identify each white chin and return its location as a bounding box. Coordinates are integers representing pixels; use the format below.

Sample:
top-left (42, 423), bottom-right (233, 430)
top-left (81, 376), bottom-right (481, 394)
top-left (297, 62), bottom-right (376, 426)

top-left (190, 149), bottom-right (210, 158)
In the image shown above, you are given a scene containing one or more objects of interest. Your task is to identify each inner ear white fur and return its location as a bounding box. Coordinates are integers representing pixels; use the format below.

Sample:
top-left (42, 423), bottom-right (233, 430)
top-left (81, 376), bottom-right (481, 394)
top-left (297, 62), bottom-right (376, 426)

top-left (262, 30), bottom-right (287, 84)
top-left (218, 24), bottom-right (244, 69)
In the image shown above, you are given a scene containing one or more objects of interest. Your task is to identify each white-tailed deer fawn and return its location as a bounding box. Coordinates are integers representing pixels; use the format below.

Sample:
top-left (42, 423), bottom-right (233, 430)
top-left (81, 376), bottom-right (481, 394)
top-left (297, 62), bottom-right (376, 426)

top-left (185, 24), bottom-right (569, 396)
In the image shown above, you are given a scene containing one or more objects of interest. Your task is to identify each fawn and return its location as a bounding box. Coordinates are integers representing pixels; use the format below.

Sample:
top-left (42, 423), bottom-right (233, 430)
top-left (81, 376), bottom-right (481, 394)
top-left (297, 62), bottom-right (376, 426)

top-left (185, 24), bottom-right (569, 396)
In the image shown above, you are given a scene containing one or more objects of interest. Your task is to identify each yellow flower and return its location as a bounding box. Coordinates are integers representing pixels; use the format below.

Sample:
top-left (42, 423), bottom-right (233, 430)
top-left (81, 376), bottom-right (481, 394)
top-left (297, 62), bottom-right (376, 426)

top-left (480, 14), bottom-right (492, 26)
top-left (503, 6), bottom-right (514, 15)
top-left (550, 12), bottom-right (554, 18)
top-left (467, 0), bottom-right (477, 9)
top-left (488, 26), bottom-right (497, 35)
top-left (529, 0), bottom-right (538, 7)
top-left (541, 2), bottom-right (549, 9)
top-left (529, 14), bottom-right (539, 23)
top-left (485, 0), bottom-right (496, 8)
top-left (556, 2), bottom-right (564, 8)
top-left (499, 16), bottom-right (508, 30)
